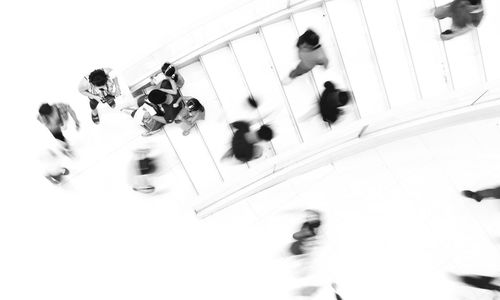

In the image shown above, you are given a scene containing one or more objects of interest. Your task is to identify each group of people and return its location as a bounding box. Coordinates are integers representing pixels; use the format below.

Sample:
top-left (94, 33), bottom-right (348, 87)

top-left (38, 62), bottom-right (205, 192)
top-left (37, 0), bottom-right (483, 188)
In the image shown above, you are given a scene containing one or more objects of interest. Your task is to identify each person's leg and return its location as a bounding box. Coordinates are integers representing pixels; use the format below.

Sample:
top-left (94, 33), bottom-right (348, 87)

top-left (221, 148), bottom-right (234, 160)
top-left (477, 187), bottom-right (500, 199)
top-left (434, 3), bottom-right (453, 19)
top-left (252, 145), bottom-right (263, 160)
top-left (180, 121), bottom-right (195, 136)
top-left (441, 25), bottom-right (473, 40)
top-left (105, 95), bottom-right (116, 108)
top-left (89, 98), bottom-right (100, 124)
top-left (463, 186), bottom-right (500, 202)
top-left (120, 107), bottom-right (137, 117)
top-left (289, 61), bottom-right (312, 79)
top-left (133, 174), bottom-right (155, 193)
top-left (50, 130), bottom-right (66, 143)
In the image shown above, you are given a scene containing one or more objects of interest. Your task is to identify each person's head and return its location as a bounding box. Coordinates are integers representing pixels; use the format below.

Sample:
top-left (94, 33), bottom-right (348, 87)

top-left (257, 124), bottom-right (274, 141)
top-left (338, 91), bottom-right (351, 106)
top-left (186, 98), bottom-right (204, 112)
top-left (89, 69), bottom-right (108, 87)
top-left (302, 29), bottom-right (320, 46)
top-left (323, 81), bottom-right (336, 91)
top-left (39, 103), bottom-right (53, 116)
top-left (148, 89), bottom-right (167, 104)
top-left (161, 62), bottom-right (176, 78)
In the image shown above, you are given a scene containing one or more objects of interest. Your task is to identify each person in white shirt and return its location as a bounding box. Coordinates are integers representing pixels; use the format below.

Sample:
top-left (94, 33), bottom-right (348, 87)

top-left (78, 68), bottom-right (122, 124)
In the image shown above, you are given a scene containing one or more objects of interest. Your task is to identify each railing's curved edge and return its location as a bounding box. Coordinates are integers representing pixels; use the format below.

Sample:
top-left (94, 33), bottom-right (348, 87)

top-left (127, 0), bottom-right (325, 93)
top-left (194, 92), bottom-right (500, 219)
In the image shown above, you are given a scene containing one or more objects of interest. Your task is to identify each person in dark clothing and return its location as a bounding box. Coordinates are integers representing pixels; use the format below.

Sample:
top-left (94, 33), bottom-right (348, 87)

top-left (221, 121), bottom-right (274, 163)
top-left (462, 186), bottom-right (500, 202)
top-left (148, 89), bottom-right (184, 124)
top-left (453, 274), bottom-right (500, 293)
top-left (319, 81), bottom-right (351, 124)
top-left (299, 81), bottom-right (351, 124)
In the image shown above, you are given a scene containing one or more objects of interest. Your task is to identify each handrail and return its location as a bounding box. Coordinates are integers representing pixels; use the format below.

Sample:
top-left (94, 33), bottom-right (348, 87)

top-left (194, 88), bottom-right (500, 218)
top-left (126, 0), bottom-right (326, 92)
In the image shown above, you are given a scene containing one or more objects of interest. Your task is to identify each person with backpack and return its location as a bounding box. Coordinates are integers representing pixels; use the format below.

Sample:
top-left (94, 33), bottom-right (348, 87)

top-left (78, 68), bottom-right (122, 124)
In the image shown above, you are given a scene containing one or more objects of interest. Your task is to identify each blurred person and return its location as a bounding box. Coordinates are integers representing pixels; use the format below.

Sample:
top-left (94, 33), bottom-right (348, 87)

top-left (453, 274), bottom-right (500, 292)
top-left (283, 29), bottom-right (329, 84)
top-left (221, 97), bottom-right (274, 163)
top-left (462, 186), bottom-right (500, 202)
top-left (132, 147), bottom-right (158, 193)
top-left (42, 142), bottom-right (70, 185)
top-left (174, 97), bottom-right (205, 136)
top-left (37, 102), bottom-right (80, 155)
top-left (300, 81), bottom-right (352, 124)
top-left (221, 121), bottom-right (273, 163)
top-left (434, 0), bottom-right (484, 40)
top-left (290, 210), bottom-right (322, 256)
top-left (148, 89), bottom-right (185, 124)
top-left (295, 282), bottom-right (343, 299)
top-left (78, 68), bottom-right (122, 124)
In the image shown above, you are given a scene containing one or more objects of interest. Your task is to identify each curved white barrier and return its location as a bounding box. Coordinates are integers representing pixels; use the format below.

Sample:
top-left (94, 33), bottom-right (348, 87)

top-left (194, 90), bottom-right (500, 218)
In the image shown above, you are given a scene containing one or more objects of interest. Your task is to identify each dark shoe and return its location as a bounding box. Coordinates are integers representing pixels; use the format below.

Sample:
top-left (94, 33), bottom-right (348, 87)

top-left (462, 190), bottom-right (483, 202)
top-left (92, 113), bottom-right (100, 124)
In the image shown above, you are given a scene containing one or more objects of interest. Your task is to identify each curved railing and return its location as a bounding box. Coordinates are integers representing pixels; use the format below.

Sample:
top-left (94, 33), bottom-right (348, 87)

top-left (194, 90), bottom-right (500, 218)
top-left (122, 0), bottom-right (500, 217)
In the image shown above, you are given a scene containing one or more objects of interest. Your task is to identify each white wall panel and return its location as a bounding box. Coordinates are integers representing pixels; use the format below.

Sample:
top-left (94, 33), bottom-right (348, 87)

top-left (476, 0), bottom-right (500, 84)
top-left (360, 0), bottom-right (421, 108)
top-left (325, 0), bottom-right (389, 117)
top-left (261, 20), bottom-right (330, 141)
top-left (397, 0), bottom-right (451, 99)
top-left (231, 32), bottom-right (303, 154)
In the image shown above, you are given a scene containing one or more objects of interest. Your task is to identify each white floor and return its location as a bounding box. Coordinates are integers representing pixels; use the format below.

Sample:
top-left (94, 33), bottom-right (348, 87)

top-left (2, 109), bottom-right (500, 300)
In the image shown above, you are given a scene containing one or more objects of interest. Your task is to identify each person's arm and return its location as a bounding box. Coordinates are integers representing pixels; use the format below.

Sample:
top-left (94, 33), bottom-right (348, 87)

top-left (176, 73), bottom-right (185, 89)
top-left (158, 78), bottom-right (178, 95)
top-left (172, 96), bottom-right (184, 108)
top-left (152, 115), bottom-right (167, 124)
top-left (113, 77), bottom-right (121, 97)
top-left (78, 78), bottom-right (101, 100)
top-left (66, 104), bottom-right (80, 129)
top-left (105, 68), bottom-right (121, 97)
